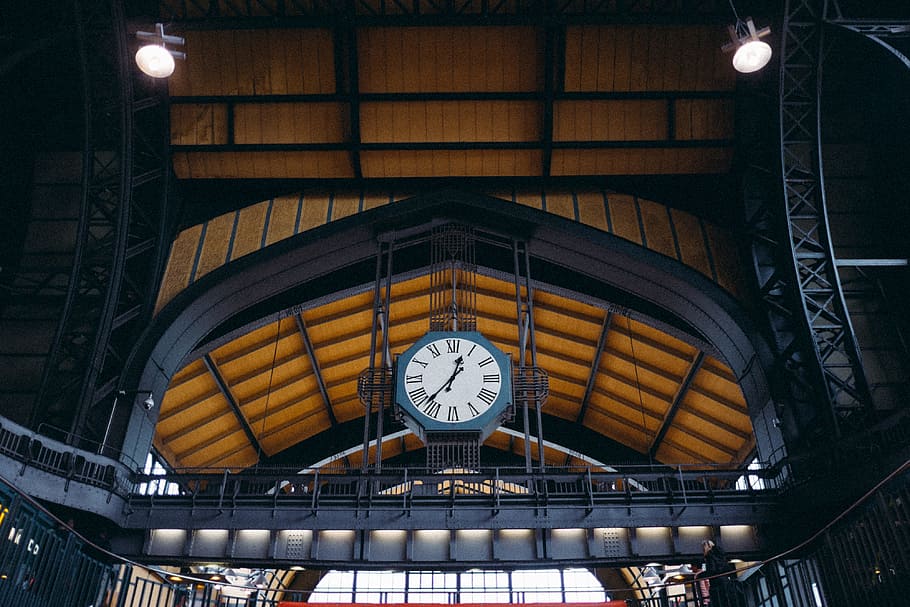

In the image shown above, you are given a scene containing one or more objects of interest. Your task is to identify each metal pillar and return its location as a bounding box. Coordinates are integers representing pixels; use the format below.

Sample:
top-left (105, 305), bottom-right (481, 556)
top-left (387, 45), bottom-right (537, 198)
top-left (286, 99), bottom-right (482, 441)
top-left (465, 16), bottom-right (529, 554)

top-left (33, 0), bottom-right (170, 452)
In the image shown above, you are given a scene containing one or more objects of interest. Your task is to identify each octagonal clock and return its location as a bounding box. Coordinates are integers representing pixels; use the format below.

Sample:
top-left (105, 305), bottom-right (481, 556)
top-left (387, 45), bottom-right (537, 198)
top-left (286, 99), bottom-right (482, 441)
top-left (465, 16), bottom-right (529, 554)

top-left (394, 331), bottom-right (512, 442)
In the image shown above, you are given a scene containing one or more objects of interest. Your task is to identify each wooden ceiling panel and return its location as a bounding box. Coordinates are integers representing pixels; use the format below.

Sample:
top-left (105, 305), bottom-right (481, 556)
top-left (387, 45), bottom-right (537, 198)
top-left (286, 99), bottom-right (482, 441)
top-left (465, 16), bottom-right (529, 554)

top-left (331, 394), bottom-right (367, 425)
top-left (360, 101), bottom-right (541, 143)
top-left (172, 151), bottom-right (355, 179)
top-left (168, 358), bottom-right (210, 392)
top-left (550, 147), bottom-right (734, 176)
top-left (169, 29), bottom-right (336, 97)
top-left (163, 408), bottom-right (242, 458)
top-left (683, 388), bottom-right (751, 433)
top-left (358, 27), bottom-right (542, 94)
top-left (357, 149), bottom-right (544, 177)
top-left (233, 103), bottom-right (348, 144)
top-left (553, 100), bottom-right (669, 142)
top-left (583, 407), bottom-right (651, 453)
top-left (695, 356), bottom-right (745, 402)
top-left (564, 25), bottom-right (735, 92)
top-left (672, 409), bottom-right (749, 447)
top-left (662, 425), bottom-right (738, 461)
top-left (256, 409), bottom-right (333, 454)
top-left (191, 439), bottom-right (260, 470)
top-left (158, 272), bottom-right (753, 468)
top-left (171, 103), bottom-right (228, 146)
top-left (674, 99), bottom-right (735, 140)
top-left (654, 439), bottom-right (711, 465)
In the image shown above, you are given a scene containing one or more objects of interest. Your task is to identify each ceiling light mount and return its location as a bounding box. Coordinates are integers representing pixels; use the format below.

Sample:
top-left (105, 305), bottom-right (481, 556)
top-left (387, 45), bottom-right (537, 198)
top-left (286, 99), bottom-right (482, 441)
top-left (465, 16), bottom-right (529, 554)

top-left (721, 0), bottom-right (772, 74)
top-left (135, 23), bottom-right (185, 78)
top-left (723, 17), bottom-right (773, 73)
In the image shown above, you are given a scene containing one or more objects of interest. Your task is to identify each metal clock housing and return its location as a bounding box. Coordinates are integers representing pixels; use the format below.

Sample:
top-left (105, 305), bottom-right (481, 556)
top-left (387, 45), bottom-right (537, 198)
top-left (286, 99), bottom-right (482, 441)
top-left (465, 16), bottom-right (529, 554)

top-left (394, 331), bottom-right (512, 440)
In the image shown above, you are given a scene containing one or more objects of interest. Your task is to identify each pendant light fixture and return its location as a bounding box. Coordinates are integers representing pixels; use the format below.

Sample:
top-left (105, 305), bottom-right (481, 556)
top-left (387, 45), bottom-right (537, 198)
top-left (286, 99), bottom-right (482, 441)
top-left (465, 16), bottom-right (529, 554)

top-left (135, 23), bottom-right (185, 78)
top-left (722, 2), bottom-right (772, 74)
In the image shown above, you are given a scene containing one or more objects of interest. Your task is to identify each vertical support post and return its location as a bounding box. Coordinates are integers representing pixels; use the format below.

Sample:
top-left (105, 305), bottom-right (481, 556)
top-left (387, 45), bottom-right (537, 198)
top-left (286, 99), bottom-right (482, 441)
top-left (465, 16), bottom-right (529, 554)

top-left (362, 243), bottom-right (384, 472)
top-left (513, 239), bottom-right (533, 474)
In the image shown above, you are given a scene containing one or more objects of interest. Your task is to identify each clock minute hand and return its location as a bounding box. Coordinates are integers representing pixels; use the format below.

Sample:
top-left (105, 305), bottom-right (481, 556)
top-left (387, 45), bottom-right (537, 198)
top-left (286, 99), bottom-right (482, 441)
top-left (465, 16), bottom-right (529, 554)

top-left (428, 356), bottom-right (464, 402)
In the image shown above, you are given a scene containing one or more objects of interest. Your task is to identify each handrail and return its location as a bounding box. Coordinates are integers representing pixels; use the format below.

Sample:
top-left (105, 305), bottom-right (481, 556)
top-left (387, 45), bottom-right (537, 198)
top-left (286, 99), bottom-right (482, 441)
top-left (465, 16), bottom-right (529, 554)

top-left (127, 464), bottom-right (783, 503)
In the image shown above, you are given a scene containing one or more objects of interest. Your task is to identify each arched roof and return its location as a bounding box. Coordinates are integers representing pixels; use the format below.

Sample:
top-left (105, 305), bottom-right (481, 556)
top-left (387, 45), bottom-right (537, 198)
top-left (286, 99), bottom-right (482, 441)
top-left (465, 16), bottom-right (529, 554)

top-left (128, 193), bottom-right (769, 470)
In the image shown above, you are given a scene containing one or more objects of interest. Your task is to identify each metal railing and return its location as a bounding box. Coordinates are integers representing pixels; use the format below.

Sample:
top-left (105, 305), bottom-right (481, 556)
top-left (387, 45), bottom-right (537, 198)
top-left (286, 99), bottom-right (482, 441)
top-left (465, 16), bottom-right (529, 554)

top-left (126, 463), bottom-right (783, 517)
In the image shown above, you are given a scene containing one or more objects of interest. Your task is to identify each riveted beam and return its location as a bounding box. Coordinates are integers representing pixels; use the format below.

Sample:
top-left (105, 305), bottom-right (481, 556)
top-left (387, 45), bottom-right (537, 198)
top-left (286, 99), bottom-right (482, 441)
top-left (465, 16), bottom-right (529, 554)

top-left (577, 311), bottom-right (613, 424)
top-left (202, 354), bottom-right (264, 457)
top-left (295, 313), bottom-right (338, 428)
top-left (649, 351), bottom-right (705, 458)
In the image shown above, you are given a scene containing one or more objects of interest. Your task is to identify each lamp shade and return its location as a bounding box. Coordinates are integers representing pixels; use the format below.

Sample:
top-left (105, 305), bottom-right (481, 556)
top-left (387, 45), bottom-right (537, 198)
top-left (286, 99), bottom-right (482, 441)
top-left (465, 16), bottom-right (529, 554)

top-left (732, 39), bottom-right (772, 73)
top-left (135, 44), bottom-right (176, 78)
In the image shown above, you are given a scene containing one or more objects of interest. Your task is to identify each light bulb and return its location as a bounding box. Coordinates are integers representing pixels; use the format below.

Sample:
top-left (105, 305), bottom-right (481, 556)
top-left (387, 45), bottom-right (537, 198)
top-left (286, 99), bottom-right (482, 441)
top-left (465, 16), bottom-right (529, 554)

top-left (136, 44), bottom-right (176, 78)
top-left (733, 39), bottom-right (773, 73)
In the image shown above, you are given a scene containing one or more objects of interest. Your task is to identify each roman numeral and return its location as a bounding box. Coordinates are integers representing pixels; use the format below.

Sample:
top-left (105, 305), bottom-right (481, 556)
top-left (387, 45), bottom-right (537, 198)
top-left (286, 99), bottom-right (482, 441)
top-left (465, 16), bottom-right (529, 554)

top-left (408, 386), bottom-right (428, 405)
top-left (478, 356), bottom-right (494, 367)
top-left (426, 343), bottom-right (441, 358)
top-left (477, 388), bottom-right (496, 405)
top-left (467, 402), bottom-right (480, 416)
top-left (411, 358), bottom-right (428, 368)
top-left (447, 407), bottom-right (459, 421)
top-left (421, 400), bottom-right (441, 419)
top-left (446, 339), bottom-right (460, 353)
top-left (405, 374), bottom-right (422, 384)
top-left (467, 344), bottom-right (477, 356)
top-left (483, 373), bottom-right (500, 383)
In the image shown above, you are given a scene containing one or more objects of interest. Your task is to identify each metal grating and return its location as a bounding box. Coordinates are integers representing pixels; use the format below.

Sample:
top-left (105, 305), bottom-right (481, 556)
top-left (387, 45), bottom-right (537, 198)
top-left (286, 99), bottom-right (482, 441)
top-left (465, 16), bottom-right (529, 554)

top-left (425, 432), bottom-right (481, 470)
top-left (358, 367), bottom-right (394, 413)
top-left (429, 224), bottom-right (477, 333)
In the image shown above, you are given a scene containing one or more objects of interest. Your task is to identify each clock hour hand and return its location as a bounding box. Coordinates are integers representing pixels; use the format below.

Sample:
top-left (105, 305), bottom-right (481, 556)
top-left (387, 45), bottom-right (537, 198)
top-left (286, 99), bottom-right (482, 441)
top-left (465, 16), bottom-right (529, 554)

top-left (428, 356), bottom-right (464, 402)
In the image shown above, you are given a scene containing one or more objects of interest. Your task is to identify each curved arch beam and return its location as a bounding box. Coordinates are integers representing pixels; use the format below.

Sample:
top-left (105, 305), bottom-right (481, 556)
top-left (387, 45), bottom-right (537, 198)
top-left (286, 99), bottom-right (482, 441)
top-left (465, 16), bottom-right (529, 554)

top-left (120, 193), bottom-right (773, 468)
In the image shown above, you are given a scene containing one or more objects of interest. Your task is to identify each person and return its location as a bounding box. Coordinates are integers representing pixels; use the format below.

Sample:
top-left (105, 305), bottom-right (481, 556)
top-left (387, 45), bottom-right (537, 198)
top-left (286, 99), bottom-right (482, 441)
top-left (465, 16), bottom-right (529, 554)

top-left (702, 540), bottom-right (737, 607)
top-left (691, 563), bottom-right (710, 607)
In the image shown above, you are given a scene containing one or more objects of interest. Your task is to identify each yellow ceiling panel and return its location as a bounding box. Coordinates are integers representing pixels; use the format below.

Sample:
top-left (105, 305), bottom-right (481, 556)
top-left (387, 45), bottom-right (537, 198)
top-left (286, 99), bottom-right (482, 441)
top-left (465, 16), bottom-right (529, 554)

top-left (333, 396), bottom-right (367, 425)
top-left (168, 358), bottom-right (209, 391)
top-left (583, 407), bottom-right (650, 453)
top-left (553, 100), bottom-right (669, 141)
top-left (169, 29), bottom-right (336, 97)
top-left (360, 150), bottom-right (543, 178)
top-left (233, 103), bottom-right (348, 144)
top-left (550, 147), bottom-right (733, 176)
top-left (683, 388), bottom-right (750, 432)
top-left (163, 409), bottom-right (241, 457)
top-left (257, 409), bottom-right (333, 454)
top-left (172, 151), bottom-right (355, 179)
top-left (564, 25), bottom-right (733, 93)
top-left (158, 272), bottom-right (752, 469)
top-left (361, 101), bottom-right (541, 143)
top-left (672, 409), bottom-right (749, 448)
top-left (357, 27), bottom-right (541, 94)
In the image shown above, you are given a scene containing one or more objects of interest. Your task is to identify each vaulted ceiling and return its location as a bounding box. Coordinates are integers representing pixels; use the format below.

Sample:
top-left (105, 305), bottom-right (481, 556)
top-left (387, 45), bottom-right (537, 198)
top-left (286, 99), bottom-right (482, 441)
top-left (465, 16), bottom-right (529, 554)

top-left (140, 0), bottom-right (774, 472)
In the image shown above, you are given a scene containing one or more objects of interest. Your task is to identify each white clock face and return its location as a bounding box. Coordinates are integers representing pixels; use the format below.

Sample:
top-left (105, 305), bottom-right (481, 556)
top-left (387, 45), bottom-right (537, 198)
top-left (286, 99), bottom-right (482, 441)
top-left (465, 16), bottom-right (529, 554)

top-left (403, 336), bottom-right (503, 423)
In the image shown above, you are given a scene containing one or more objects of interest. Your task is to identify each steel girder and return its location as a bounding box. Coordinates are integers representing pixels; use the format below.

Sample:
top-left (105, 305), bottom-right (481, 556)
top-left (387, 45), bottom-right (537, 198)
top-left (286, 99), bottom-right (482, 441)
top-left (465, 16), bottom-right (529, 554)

top-left (35, 0), bottom-right (171, 450)
top-left (777, 0), bottom-right (872, 439)
top-left (825, 0), bottom-right (910, 70)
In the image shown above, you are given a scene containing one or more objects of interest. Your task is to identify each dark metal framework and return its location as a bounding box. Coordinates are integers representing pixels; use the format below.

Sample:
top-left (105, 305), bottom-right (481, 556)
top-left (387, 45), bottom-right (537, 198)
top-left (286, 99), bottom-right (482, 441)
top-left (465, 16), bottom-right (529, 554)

top-left (826, 0), bottom-right (910, 69)
top-left (33, 0), bottom-right (171, 450)
top-left (779, 0), bottom-right (872, 437)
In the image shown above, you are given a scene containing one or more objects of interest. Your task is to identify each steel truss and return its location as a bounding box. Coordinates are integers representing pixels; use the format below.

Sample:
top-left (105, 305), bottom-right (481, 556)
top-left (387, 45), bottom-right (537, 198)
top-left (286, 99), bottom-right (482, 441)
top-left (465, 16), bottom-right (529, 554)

top-left (35, 0), bottom-right (171, 450)
top-left (825, 0), bottom-right (910, 70)
top-left (777, 0), bottom-right (871, 438)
